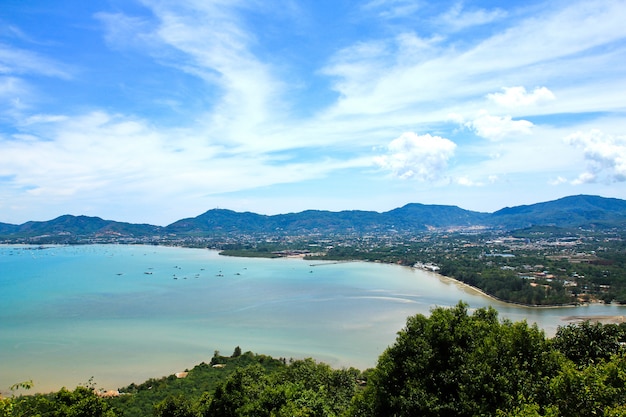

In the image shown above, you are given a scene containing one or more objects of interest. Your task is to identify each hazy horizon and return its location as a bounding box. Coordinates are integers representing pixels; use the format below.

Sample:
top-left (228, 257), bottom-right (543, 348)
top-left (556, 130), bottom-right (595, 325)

top-left (1, 1), bottom-right (625, 225)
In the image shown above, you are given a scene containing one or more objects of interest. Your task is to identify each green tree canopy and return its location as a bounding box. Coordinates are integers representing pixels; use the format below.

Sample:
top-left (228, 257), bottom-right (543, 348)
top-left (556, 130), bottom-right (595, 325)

top-left (353, 302), bottom-right (561, 417)
top-left (207, 359), bottom-right (357, 417)
top-left (552, 321), bottom-right (625, 367)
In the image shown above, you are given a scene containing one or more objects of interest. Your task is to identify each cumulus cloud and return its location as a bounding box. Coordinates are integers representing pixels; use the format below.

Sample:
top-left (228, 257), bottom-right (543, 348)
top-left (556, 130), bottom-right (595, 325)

top-left (565, 129), bottom-right (626, 184)
top-left (374, 132), bottom-right (456, 180)
top-left (464, 110), bottom-right (534, 141)
top-left (456, 176), bottom-right (483, 187)
top-left (324, 1), bottom-right (626, 122)
top-left (488, 86), bottom-right (556, 108)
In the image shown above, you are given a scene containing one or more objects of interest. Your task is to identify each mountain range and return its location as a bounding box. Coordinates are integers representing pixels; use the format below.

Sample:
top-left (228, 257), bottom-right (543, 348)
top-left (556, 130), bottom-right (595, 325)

top-left (1, 195), bottom-right (625, 241)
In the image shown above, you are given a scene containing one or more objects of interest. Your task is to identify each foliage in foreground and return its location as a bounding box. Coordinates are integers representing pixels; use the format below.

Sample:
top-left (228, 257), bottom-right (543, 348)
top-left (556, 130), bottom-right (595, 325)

top-left (3, 302), bottom-right (626, 417)
top-left (352, 303), bottom-right (626, 417)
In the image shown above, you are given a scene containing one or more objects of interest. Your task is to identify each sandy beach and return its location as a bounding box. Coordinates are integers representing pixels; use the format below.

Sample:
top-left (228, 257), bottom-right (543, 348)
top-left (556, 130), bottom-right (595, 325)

top-left (562, 315), bottom-right (626, 325)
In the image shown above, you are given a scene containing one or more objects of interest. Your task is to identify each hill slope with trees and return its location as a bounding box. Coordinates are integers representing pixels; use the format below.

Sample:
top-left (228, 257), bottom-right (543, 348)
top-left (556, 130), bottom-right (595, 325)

top-left (1, 195), bottom-right (625, 241)
top-left (3, 303), bottom-right (626, 417)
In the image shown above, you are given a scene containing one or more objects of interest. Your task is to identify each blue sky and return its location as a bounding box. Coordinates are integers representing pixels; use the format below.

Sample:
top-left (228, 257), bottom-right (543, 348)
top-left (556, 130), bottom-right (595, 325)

top-left (1, 0), bottom-right (625, 225)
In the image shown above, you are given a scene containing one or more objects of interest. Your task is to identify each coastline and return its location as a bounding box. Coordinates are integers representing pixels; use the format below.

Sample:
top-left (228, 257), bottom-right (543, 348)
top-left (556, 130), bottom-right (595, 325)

top-left (3, 244), bottom-right (626, 395)
top-left (427, 267), bottom-right (626, 325)
top-left (222, 249), bottom-right (626, 322)
top-left (433, 270), bottom-right (576, 309)
top-left (5, 243), bottom-right (621, 311)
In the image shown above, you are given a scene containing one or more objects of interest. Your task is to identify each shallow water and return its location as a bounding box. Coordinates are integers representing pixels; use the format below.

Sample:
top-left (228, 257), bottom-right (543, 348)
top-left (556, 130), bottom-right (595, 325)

top-left (1, 244), bottom-right (624, 393)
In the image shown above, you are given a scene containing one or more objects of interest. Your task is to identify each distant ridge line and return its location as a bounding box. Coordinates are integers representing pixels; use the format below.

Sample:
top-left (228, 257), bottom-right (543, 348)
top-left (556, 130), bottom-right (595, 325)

top-left (1, 195), bottom-right (625, 240)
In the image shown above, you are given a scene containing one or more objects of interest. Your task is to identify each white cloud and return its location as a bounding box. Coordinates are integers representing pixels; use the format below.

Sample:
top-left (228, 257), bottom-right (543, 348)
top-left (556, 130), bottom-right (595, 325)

top-left (95, 13), bottom-right (156, 51)
top-left (0, 76), bottom-right (28, 101)
top-left (362, 0), bottom-right (422, 19)
top-left (374, 132), bottom-right (456, 180)
top-left (549, 176), bottom-right (568, 186)
top-left (464, 110), bottom-right (534, 141)
top-left (0, 43), bottom-right (72, 117)
top-left (323, 0), bottom-right (626, 120)
top-left (565, 129), bottom-right (626, 184)
top-left (98, 1), bottom-right (284, 150)
top-left (0, 110), bottom-right (374, 221)
top-left (0, 43), bottom-right (71, 78)
top-left (571, 172), bottom-right (597, 185)
top-left (3, 1), bottom-right (626, 222)
top-left (456, 176), bottom-right (483, 187)
top-left (488, 86), bottom-right (555, 108)
top-left (22, 114), bottom-right (69, 125)
top-left (438, 4), bottom-right (507, 32)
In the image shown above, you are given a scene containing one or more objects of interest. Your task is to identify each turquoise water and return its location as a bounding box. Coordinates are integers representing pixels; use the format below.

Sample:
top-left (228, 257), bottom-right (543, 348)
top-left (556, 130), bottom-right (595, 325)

top-left (1, 244), bottom-right (625, 394)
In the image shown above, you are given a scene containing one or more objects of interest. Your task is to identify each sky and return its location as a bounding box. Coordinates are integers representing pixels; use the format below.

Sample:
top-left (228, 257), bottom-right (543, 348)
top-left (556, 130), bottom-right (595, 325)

top-left (1, 0), bottom-right (625, 226)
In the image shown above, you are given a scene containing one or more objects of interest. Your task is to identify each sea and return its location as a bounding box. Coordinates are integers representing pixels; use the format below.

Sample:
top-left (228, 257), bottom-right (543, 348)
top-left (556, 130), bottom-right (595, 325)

top-left (1, 244), bottom-right (625, 394)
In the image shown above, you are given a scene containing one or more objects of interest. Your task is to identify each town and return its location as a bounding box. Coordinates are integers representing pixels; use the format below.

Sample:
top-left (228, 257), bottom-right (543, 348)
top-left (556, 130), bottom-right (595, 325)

top-left (5, 223), bottom-right (623, 307)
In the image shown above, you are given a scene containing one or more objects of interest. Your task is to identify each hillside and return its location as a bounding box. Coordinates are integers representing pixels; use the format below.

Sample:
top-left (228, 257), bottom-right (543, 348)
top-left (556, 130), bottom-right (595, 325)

top-left (0, 215), bottom-right (163, 242)
top-left (5, 307), bottom-right (626, 417)
top-left (0, 195), bottom-right (625, 242)
top-left (491, 195), bottom-right (626, 229)
top-left (164, 195), bottom-right (625, 236)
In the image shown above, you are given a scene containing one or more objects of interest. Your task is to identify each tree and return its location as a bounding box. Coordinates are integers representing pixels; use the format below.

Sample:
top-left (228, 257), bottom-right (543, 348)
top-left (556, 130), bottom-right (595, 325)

top-left (208, 364), bottom-right (268, 417)
top-left (353, 302), bottom-right (560, 417)
top-left (232, 346), bottom-right (242, 358)
top-left (549, 354), bottom-right (626, 417)
top-left (552, 321), bottom-right (623, 367)
top-left (154, 395), bottom-right (196, 417)
top-left (207, 359), bottom-right (357, 417)
top-left (0, 381), bottom-right (34, 417)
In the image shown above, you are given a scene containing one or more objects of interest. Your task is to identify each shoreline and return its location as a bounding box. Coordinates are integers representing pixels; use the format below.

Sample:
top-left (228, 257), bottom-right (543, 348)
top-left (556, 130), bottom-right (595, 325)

top-left (4, 243), bottom-right (622, 311)
top-left (304, 253), bottom-right (626, 324)
top-left (424, 267), bottom-right (626, 325)
top-left (3, 244), bottom-right (626, 396)
top-left (433, 271), bottom-right (578, 309)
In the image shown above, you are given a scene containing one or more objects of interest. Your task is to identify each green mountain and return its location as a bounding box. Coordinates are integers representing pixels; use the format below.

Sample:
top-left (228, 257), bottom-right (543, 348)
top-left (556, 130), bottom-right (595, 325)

top-left (0, 195), bottom-right (624, 242)
top-left (166, 209), bottom-right (271, 234)
top-left (0, 222), bottom-right (18, 235)
top-left (166, 204), bottom-right (487, 235)
top-left (382, 203), bottom-right (489, 230)
top-left (0, 215), bottom-right (163, 242)
top-left (491, 195), bottom-right (626, 229)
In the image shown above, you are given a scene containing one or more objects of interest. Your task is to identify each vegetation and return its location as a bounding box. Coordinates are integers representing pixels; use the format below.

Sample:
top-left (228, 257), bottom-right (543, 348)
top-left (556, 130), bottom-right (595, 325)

top-left (3, 302), bottom-right (626, 417)
top-left (352, 302), bottom-right (626, 417)
top-left (2, 195), bottom-right (626, 306)
top-left (3, 195), bottom-right (626, 243)
top-left (304, 228), bottom-right (626, 306)
top-left (109, 350), bottom-right (286, 417)
top-left (218, 249), bottom-right (283, 258)
top-left (1, 385), bottom-right (118, 417)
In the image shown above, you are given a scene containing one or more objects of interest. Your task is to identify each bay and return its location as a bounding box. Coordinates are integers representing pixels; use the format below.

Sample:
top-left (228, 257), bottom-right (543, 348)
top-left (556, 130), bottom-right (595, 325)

top-left (1, 244), bottom-right (624, 394)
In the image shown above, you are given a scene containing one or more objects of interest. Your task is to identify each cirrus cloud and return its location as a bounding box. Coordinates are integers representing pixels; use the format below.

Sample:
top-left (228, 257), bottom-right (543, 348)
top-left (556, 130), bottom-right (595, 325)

top-left (374, 132), bottom-right (456, 181)
top-left (438, 3), bottom-right (507, 32)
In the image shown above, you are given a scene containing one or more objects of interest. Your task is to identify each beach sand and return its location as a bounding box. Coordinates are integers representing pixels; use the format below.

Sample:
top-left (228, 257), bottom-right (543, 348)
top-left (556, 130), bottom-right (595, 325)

top-left (562, 315), bottom-right (626, 325)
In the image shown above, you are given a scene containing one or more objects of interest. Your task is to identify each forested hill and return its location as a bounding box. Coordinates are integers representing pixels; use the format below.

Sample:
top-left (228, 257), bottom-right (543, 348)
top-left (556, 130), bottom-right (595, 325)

top-left (1, 195), bottom-right (626, 241)
top-left (491, 195), bottom-right (626, 229)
